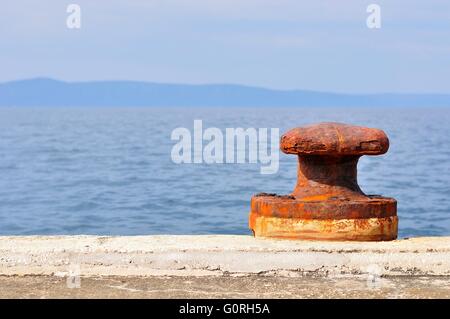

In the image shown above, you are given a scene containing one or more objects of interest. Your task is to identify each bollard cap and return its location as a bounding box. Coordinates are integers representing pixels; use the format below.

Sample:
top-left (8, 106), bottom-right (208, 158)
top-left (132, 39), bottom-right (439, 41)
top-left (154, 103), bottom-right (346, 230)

top-left (280, 122), bottom-right (389, 156)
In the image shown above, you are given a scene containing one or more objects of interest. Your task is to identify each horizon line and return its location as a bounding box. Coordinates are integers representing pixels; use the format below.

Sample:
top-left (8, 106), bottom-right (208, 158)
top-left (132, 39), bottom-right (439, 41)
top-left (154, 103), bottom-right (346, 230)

top-left (3, 77), bottom-right (450, 97)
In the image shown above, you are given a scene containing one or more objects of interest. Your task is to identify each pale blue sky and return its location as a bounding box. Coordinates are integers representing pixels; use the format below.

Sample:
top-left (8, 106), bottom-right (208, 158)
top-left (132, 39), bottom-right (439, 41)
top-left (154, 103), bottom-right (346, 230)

top-left (1, 0), bottom-right (450, 93)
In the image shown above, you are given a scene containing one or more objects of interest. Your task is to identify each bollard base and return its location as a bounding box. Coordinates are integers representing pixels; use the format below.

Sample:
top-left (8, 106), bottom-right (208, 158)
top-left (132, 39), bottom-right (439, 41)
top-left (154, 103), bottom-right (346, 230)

top-left (249, 194), bottom-right (398, 241)
top-left (249, 214), bottom-right (398, 241)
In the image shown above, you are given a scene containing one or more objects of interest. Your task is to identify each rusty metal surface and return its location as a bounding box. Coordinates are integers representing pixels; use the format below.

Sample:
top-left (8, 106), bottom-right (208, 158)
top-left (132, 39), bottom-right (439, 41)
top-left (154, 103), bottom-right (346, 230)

top-left (249, 122), bottom-right (398, 241)
top-left (280, 122), bottom-right (389, 156)
top-left (251, 195), bottom-right (397, 220)
top-left (249, 214), bottom-right (398, 241)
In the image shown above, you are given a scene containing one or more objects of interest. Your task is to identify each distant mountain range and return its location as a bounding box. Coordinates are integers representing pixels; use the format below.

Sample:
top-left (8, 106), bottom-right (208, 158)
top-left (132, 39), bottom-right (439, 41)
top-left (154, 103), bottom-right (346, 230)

top-left (0, 78), bottom-right (449, 107)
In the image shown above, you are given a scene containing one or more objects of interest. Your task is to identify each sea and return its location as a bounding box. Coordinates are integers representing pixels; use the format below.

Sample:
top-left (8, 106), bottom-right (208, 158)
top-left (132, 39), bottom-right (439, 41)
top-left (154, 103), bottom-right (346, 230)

top-left (0, 106), bottom-right (449, 238)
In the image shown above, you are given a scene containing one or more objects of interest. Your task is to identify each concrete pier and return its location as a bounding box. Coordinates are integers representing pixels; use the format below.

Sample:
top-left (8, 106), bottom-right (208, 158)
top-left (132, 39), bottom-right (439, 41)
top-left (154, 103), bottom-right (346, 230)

top-left (0, 235), bottom-right (449, 298)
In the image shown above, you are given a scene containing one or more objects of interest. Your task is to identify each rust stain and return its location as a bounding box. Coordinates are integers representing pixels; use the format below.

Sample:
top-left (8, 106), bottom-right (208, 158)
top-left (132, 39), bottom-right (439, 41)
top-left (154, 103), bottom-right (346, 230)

top-left (249, 122), bottom-right (398, 241)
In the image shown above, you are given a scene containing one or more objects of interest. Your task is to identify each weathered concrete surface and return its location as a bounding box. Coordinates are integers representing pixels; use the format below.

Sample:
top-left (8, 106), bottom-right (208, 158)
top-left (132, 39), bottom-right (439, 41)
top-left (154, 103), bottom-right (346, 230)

top-left (1, 275), bottom-right (450, 299)
top-left (0, 235), bottom-right (449, 277)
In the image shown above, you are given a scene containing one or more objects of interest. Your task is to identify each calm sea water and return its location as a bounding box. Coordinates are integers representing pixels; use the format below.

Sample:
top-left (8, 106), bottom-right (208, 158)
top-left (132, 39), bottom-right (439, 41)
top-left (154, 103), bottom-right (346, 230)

top-left (0, 107), bottom-right (449, 238)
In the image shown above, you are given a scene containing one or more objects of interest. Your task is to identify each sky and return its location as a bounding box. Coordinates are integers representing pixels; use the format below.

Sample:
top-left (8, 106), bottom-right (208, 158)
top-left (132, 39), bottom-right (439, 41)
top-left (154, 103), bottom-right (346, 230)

top-left (1, 0), bottom-right (450, 93)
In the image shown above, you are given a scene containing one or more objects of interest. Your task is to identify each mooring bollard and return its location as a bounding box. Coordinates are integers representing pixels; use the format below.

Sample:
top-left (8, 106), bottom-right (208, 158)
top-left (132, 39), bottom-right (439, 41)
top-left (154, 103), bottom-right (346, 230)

top-left (249, 122), bottom-right (398, 241)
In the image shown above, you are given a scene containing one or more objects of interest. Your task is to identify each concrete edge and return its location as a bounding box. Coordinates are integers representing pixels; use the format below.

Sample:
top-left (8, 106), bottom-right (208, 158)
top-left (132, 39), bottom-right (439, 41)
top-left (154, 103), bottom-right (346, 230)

top-left (1, 235), bottom-right (449, 277)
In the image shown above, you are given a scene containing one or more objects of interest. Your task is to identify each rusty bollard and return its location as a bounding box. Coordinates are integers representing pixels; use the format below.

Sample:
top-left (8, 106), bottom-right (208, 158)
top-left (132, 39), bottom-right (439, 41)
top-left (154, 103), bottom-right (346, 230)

top-left (249, 122), bottom-right (398, 241)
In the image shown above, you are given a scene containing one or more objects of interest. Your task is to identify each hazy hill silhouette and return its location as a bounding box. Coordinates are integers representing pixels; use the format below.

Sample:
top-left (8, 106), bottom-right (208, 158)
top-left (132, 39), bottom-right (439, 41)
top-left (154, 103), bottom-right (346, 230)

top-left (1, 78), bottom-right (449, 107)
